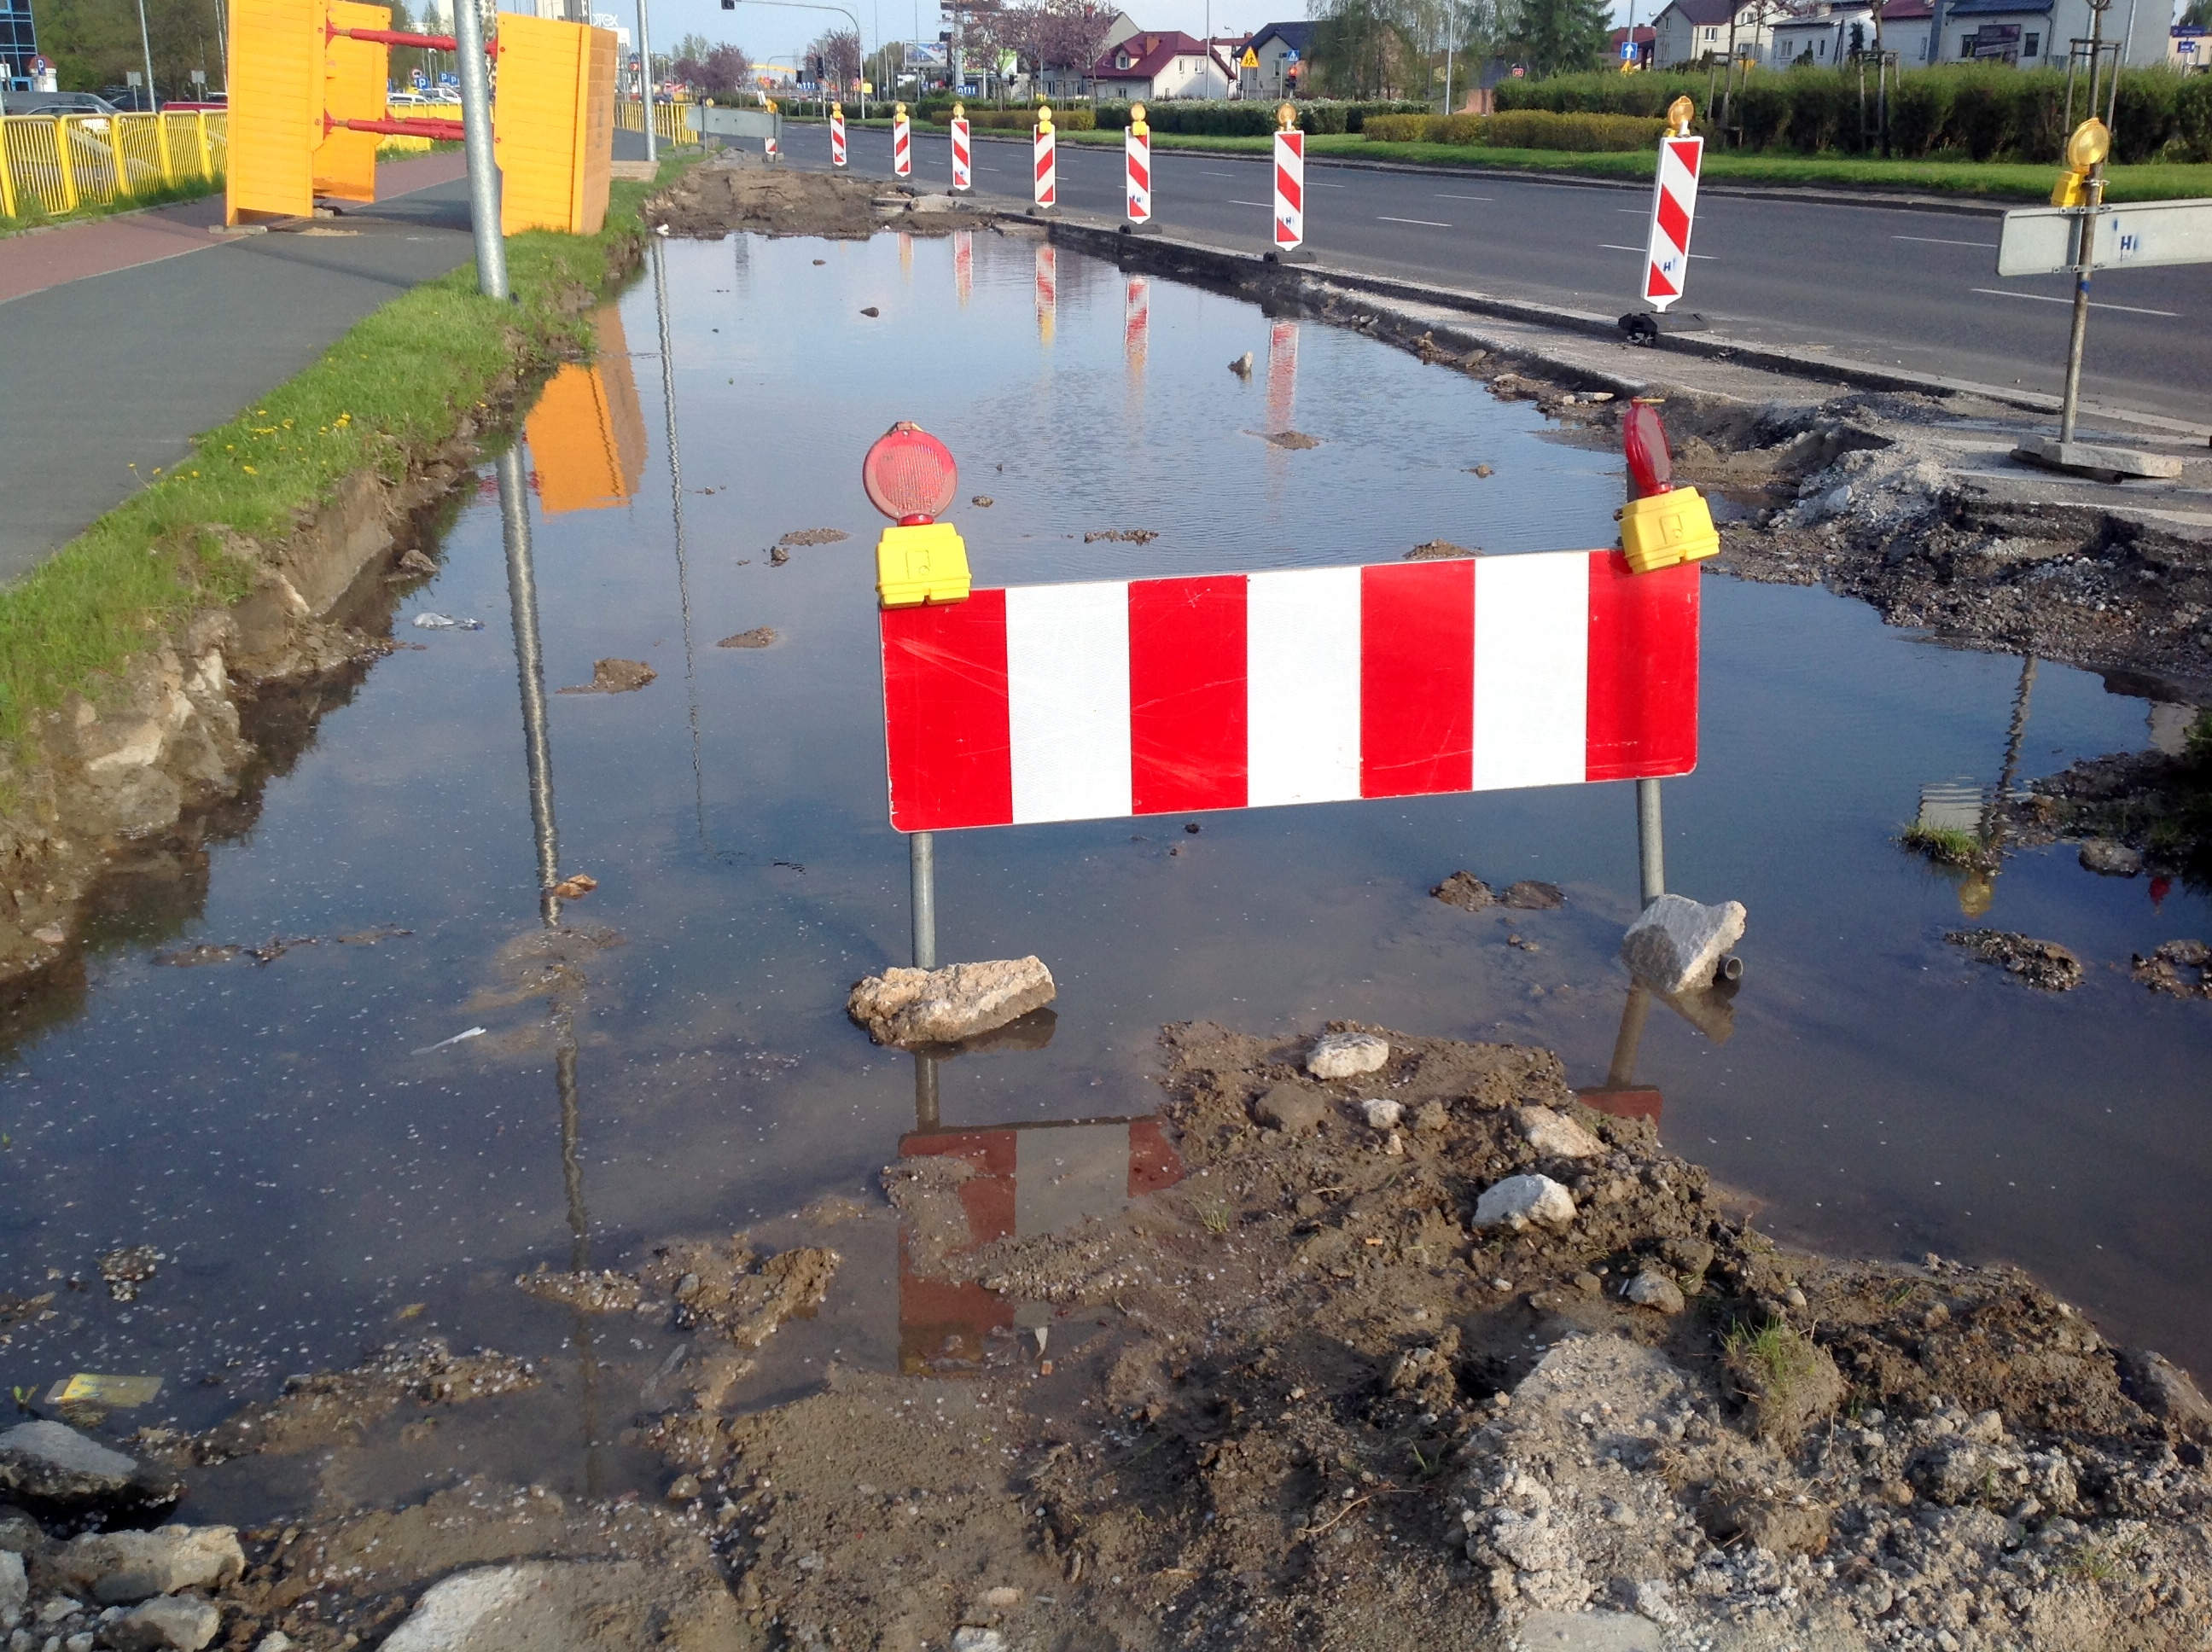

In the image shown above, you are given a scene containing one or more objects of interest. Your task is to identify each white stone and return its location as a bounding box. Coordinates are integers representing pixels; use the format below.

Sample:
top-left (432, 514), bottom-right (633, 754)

top-left (1623, 1270), bottom-right (1686, 1314)
top-left (0, 1553), bottom-right (21, 1632)
top-left (1619, 893), bottom-right (1746, 998)
top-left (1472, 1173), bottom-right (1576, 1232)
top-left (380, 1568), bottom-right (538, 1651)
top-left (1359, 1098), bottom-right (1403, 1131)
top-left (1516, 1106), bottom-right (1603, 1159)
top-left (251, 1638), bottom-right (296, 1652)
top-left (58, 1528), bottom-right (243, 1606)
top-left (97, 1597), bottom-right (218, 1652)
top-left (952, 1631), bottom-right (1007, 1652)
top-left (1307, 1032), bottom-right (1388, 1079)
top-left (846, 957), bottom-right (1056, 1048)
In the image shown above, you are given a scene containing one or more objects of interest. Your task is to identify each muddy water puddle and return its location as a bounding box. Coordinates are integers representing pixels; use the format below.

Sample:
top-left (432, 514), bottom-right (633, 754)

top-left (3, 230), bottom-right (2210, 1511)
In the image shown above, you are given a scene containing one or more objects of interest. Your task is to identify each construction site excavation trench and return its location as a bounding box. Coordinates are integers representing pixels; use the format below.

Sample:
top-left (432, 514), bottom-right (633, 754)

top-left (3, 216), bottom-right (2211, 1628)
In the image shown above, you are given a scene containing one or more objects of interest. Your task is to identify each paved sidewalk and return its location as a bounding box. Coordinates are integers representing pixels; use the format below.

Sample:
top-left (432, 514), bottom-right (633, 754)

top-left (0, 154), bottom-right (476, 583)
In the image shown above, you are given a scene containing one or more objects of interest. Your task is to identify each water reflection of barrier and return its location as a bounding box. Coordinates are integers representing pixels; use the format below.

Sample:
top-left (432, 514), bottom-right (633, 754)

top-left (524, 306), bottom-right (646, 515)
top-left (1034, 241), bottom-right (1056, 347)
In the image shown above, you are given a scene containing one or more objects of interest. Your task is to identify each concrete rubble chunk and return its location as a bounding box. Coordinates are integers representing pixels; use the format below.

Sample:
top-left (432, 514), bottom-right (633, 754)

top-left (380, 1561), bottom-right (734, 1650)
top-left (1359, 1098), bottom-right (1403, 1131)
top-left (0, 1423), bottom-right (180, 1521)
top-left (0, 1550), bottom-right (22, 1632)
top-left (55, 1527), bottom-right (243, 1605)
top-left (846, 957), bottom-right (1056, 1048)
top-left (1472, 1173), bottom-right (1576, 1232)
top-left (952, 1632), bottom-right (1008, 1652)
top-left (96, 1596), bottom-right (219, 1652)
top-left (1619, 894), bottom-right (1745, 997)
top-left (1306, 1032), bottom-right (1389, 1079)
top-left (2013, 433), bottom-right (2182, 483)
top-left (1622, 1269), bottom-right (1686, 1314)
top-left (1516, 1106), bottom-right (1603, 1159)
top-left (1253, 1083), bottom-right (1328, 1135)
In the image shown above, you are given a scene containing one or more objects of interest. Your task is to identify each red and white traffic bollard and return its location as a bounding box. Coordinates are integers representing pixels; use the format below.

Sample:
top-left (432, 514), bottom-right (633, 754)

top-left (1622, 96), bottom-right (1704, 342)
top-left (830, 101), bottom-right (847, 167)
top-left (1270, 102), bottom-right (1312, 262)
top-left (893, 101), bottom-right (911, 177)
top-left (1032, 102), bottom-right (1057, 213)
top-left (950, 101), bottom-right (971, 191)
top-left (1123, 101), bottom-right (1154, 232)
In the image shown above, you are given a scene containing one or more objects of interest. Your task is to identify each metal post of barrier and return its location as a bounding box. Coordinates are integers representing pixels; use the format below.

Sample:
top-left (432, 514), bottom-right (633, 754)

top-left (0, 128), bottom-right (16, 219)
top-left (195, 110), bottom-right (213, 181)
top-left (1637, 778), bottom-right (1665, 908)
top-left (55, 117), bottom-right (79, 213)
top-left (497, 442), bottom-right (562, 923)
top-left (911, 831), bottom-right (937, 968)
top-left (452, 0), bottom-right (508, 300)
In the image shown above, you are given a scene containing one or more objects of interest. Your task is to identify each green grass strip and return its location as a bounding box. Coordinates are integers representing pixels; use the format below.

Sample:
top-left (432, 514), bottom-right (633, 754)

top-left (0, 152), bottom-right (695, 754)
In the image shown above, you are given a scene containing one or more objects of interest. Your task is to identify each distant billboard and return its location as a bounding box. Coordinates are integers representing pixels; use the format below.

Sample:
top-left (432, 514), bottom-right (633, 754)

top-left (904, 39), bottom-right (948, 67)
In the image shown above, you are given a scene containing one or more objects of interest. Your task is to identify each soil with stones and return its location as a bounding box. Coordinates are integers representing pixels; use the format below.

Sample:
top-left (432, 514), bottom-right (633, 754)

top-left (650, 154), bottom-right (982, 240)
top-left (59, 1021), bottom-right (2212, 1652)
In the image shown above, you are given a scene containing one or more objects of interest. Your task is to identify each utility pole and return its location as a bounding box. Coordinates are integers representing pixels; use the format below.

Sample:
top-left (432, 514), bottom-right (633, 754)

top-left (133, 0), bottom-right (159, 108)
top-left (452, 0), bottom-right (508, 298)
top-left (637, 0), bottom-right (658, 161)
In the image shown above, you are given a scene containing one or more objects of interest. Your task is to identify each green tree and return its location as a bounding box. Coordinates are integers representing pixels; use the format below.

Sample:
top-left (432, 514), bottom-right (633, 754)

top-left (1505, 0), bottom-right (1610, 77)
top-left (2183, 0), bottom-right (2212, 26)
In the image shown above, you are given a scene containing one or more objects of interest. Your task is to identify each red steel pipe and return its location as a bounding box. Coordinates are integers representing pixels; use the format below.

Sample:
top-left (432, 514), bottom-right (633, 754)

top-left (326, 113), bottom-right (469, 140)
top-left (325, 25), bottom-right (496, 52)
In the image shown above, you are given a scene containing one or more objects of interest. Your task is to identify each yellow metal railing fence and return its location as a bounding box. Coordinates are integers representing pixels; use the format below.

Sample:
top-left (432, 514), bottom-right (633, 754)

top-left (614, 96), bottom-right (696, 145)
top-left (0, 110), bottom-right (228, 220)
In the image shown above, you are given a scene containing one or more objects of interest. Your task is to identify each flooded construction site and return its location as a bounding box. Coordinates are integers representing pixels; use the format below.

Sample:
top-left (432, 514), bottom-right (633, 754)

top-left (3, 215), bottom-right (2211, 1649)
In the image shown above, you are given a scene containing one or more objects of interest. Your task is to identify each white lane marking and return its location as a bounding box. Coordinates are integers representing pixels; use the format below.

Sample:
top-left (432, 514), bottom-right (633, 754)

top-left (1895, 234), bottom-right (1995, 247)
top-left (1229, 199), bottom-right (1273, 207)
top-left (1379, 215), bottom-right (1452, 227)
top-left (1202, 169), bottom-right (1239, 176)
top-left (1970, 287), bottom-right (2180, 317)
top-left (1313, 182), bottom-right (1348, 188)
top-left (1601, 242), bottom-right (1717, 260)
top-left (1437, 193), bottom-right (1493, 201)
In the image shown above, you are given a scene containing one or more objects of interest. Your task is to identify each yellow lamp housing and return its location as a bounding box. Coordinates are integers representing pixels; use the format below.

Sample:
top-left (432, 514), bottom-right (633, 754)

top-left (2050, 170), bottom-right (2088, 207)
top-left (876, 522), bottom-right (972, 608)
top-left (1620, 487), bottom-right (1720, 575)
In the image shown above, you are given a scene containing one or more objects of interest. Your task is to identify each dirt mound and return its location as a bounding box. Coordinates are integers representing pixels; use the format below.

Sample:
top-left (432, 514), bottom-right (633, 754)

top-left (649, 157), bottom-right (971, 240)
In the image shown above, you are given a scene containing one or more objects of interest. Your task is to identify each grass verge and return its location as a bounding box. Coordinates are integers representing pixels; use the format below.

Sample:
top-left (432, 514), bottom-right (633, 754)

top-left (1900, 822), bottom-right (1988, 866)
top-left (0, 150), bottom-right (694, 755)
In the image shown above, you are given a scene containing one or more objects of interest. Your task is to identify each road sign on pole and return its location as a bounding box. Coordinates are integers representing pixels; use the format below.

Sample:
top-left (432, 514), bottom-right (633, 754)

top-left (950, 103), bottom-right (970, 189)
top-left (1640, 102), bottom-right (1702, 311)
top-left (1996, 195), bottom-right (2212, 276)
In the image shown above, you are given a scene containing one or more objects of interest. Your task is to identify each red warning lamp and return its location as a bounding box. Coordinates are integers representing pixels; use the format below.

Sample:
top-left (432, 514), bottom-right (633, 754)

top-left (1622, 398), bottom-right (1674, 499)
top-left (863, 422), bottom-right (959, 526)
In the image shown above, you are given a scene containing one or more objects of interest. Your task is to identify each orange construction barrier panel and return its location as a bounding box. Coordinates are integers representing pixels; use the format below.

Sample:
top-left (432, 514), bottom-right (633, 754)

top-left (526, 305), bottom-right (646, 514)
top-left (226, 0), bottom-right (323, 222)
top-left (494, 14), bottom-right (616, 236)
top-left (315, 0), bottom-right (391, 203)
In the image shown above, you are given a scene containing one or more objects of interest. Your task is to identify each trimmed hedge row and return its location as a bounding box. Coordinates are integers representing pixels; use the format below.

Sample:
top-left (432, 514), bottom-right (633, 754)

top-left (1495, 66), bottom-right (2212, 163)
top-left (1080, 99), bottom-right (1426, 135)
top-left (1363, 108), bottom-right (1668, 151)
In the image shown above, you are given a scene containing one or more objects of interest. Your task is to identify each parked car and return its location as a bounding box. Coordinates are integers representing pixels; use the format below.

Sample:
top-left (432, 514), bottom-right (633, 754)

top-left (99, 84), bottom-right (157, 111)
top-left (0, 89), bottom-right (123, 116)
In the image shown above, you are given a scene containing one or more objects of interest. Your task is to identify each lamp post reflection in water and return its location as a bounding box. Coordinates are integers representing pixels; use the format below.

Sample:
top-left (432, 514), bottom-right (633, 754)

top-left (651, 237), bottom-right (710, 846)
top-left (494, 439), bottom-right (604, 1492)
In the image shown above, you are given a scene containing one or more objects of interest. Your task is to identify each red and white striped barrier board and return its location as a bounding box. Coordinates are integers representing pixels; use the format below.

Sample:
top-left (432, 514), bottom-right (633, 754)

top-left (1033, 121), bottom-right (1057, 208)
top-left (1272, 127), bottom-right (1304, 249)
top-left (1640, 133), bottom-right (1703, 311)
top-left (879, 552), bottom-right (1701, 832)
top-left (830, 108), bottom-right (847, 166)
top-left (1126, 125), bottom-right (1150, 224)
top-left (950, 116), bottom-right (971, 190)
top-left (893, 109), bottom-right (911, 177)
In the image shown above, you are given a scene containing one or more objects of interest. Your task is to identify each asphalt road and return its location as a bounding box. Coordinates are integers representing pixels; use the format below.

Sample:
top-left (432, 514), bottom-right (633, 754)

top-left (778, 123), bottom-right (2210, 430)
top-left (0, 174), bottom-right (474, 583)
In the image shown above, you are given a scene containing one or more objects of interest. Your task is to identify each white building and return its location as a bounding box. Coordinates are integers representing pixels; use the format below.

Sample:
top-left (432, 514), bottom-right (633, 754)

top-left (1651, 0), bottom-right (1790, 66)
top-left (1930, 0), bottom-right (2167, 66)
top-left (1089, 30), bottom-right (1234, 100)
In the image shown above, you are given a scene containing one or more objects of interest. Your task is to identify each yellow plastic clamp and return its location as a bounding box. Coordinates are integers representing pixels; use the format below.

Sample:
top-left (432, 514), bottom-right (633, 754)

top-left (1620, 486), bottom-right (1720, 575)
top-left (876, 521), bottom-right (972, 608)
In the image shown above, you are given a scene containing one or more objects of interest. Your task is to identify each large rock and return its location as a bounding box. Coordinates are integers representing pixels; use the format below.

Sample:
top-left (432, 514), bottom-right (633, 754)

top-left (0, 1423), bottom-right (181, 1521)
top-left (2116, 1347), bottom-right (2212, 1440)
top-left (1622, 1270), bottom-right (1685, 1314)
top-left (381, 1559), bottom-right (737, 1651)
top-left (1515, 1106), bottom-right (1603, 1160)
top-left (98, 1596), bottom-right (219, 1652)
top-left (1620, 894), bottom-right (1745, 997)
top-left (1253, 1083), bottom-right (1328, 1135)
top-left (0, 1549), bottom-right (23, 1631)
top-left (847, 957), bottom-right (1056, 1048)
top-left (1306, 1032), bottom-right (1389, 1080)
top-left (53, 1527), bottom-right (242, 1604)
top-left (1472, 1173), bottom-right (1576, 1232)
